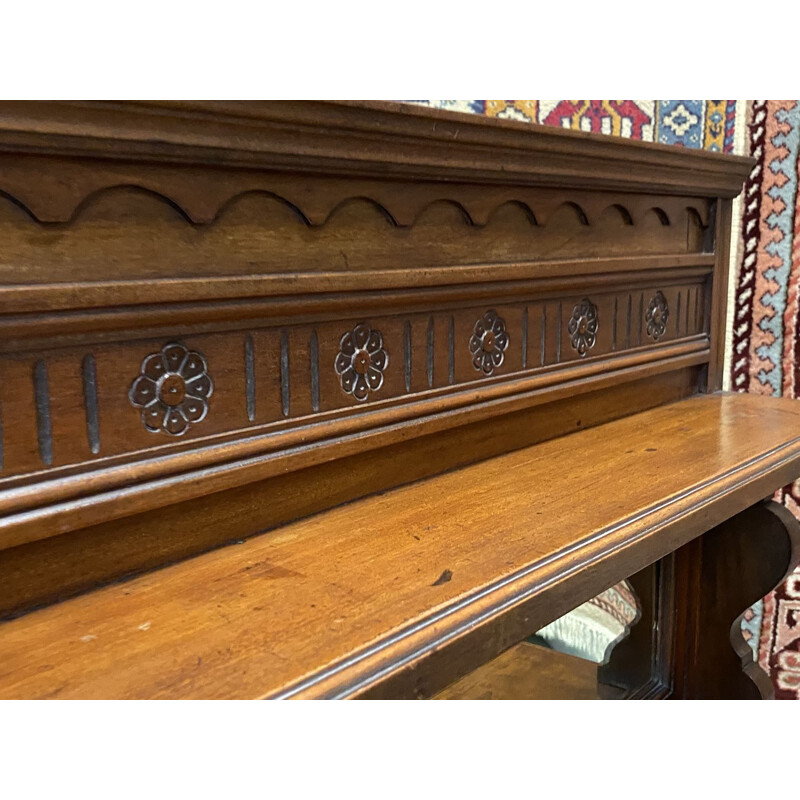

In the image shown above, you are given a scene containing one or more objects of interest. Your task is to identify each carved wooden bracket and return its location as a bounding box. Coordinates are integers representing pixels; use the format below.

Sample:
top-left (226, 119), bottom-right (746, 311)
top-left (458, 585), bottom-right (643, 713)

top-left (673, 500), bottom-right (800, 700)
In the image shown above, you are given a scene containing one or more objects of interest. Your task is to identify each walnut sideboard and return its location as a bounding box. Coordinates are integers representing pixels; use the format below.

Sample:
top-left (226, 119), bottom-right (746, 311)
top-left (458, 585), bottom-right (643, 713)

top-left (0, 101), bottom-right (796, 699)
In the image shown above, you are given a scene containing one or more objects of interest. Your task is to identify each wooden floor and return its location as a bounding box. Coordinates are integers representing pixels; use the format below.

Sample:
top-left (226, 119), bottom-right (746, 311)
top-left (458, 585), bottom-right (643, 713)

top-left (1, 393), bottom-right (800, 699)
top-left (435, 642), bottom-right (601, 700)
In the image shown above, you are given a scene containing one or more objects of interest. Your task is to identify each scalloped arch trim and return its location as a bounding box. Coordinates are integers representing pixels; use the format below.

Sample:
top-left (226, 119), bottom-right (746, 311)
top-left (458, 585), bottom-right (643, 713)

top-left (0, 182), bottom-right (707, 229)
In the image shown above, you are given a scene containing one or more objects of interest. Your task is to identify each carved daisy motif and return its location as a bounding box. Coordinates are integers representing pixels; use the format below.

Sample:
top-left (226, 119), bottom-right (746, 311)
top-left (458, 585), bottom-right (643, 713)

top-left (129, 342), bottom-right (213, 436)
top-left (469, 310), bottom-right (509, 376)
top-left (646, 291), bottom-right (669, 341)
top-left (568, 298), bottom-right (598, 357)
top-left (334, 323), bottom-right (388, 402)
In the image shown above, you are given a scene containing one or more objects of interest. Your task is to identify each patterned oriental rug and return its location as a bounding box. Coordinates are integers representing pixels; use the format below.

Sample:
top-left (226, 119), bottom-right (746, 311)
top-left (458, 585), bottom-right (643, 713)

top-left (409, 101), bottom-right (800, 699)
top-left (408, 100), bottom-right (739, 152)
top-left (731, 100), bottom-right (800, 700)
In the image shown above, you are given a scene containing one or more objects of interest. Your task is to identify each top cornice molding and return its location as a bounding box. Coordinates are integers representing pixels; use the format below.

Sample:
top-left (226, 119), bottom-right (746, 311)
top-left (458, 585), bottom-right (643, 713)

top-left (0, 100), bottom-right (754, 198)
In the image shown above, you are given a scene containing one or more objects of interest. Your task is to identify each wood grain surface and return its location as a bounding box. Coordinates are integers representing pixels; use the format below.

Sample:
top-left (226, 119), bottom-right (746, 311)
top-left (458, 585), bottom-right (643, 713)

top-left (0, 101), bottom-right (753, 203)
top-left (671, 500), bottom-right (800, 699)
top-left (1, 392), bottom-right (799, 700)
top-left (0, 102), bottom-right (759, 701)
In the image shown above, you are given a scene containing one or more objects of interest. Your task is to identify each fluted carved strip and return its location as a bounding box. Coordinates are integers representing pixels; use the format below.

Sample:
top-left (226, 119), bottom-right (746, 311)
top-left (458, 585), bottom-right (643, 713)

top-left (245, 335), bottom-right (256, 423)
top-left (540, 307), bottom-right (547, 367)
top-left (404, 322), bottom-right (411, 394)
top-left (427, 316), bottom-right (434, 388)
top-left (626, 294), bottom-right (633, 349)
top-left (310, 330), bottom-right (320, 413)
top-left (280, 330), bottom-right (290, 418)
top-left (637, 293), bottom-right (644, 346)
top-left (522, 307), bottom-right (528, 369)
top-left (82, 354), bottom-right (100, 455)
top-left (556, 303), bottom-right (562, 363)
top-left (686, 288), bottom-right (691, 334)
top-left (448, 316), bottom-right (455, 385)
top-left (33, 360), bottom-right (52, 467)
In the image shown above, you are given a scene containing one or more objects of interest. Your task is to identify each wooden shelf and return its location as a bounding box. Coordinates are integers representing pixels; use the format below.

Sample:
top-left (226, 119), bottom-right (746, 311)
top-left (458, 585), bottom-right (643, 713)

top-left (1, 392), bottom-right (800, 700)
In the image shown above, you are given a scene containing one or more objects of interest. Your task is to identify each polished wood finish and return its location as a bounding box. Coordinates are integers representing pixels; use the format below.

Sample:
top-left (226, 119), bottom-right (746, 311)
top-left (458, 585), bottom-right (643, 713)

top-left (0, 101), bottom-right (750, 616)
top-left (0, 101), bottom-right (783, 701)
top-left (1, 394), bottom-right (799, 699)
top-left (671, 500), bottom-right (800, 699)
top-left (0, 101), bottom-right (751, 203)
top-left (0, 367), bottom-right (700, 619)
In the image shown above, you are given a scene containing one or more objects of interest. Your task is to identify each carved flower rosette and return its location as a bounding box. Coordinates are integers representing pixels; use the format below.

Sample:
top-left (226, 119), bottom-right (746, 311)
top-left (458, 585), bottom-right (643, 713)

top-left (646, 291), bottom-right (669, 341)
top-left (129, 342), bottom-right (214, 436)
top-left (568, 298), bottom-right (598, 357)
top-left (469, 310), bottom-right (510, 376)
top-left (335, 323), bottom-right (388, 402)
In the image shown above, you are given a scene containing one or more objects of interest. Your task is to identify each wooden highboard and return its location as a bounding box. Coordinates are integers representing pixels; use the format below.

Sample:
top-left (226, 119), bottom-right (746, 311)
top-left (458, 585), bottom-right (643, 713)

top-left (0, 101), bottom-right (794, 699)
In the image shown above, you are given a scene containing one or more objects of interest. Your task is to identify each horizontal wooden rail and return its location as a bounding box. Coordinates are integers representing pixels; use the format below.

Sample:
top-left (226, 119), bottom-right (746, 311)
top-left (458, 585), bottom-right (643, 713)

top-left (0, 255), bottom-right (714, 317)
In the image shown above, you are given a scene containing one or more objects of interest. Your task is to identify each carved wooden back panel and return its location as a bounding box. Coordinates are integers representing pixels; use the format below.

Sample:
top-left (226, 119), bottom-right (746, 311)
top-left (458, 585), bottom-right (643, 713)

top-left (0, 101), bottom-right (752, 617)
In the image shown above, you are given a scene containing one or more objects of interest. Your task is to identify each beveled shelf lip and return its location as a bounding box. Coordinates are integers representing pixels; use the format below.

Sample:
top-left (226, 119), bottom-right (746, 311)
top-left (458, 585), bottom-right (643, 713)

top-left (274, 394), bottom-right (800, 700)
top-left (0, 101), bottom-right (754, 198)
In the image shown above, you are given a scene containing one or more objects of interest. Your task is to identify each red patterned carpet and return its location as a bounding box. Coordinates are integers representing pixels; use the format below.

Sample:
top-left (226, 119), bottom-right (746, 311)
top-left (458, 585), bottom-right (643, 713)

top-left (730, 101), bottom-right (800, 700)
top-left (758, 574), bottom-right (800, 698)
top-left (408, 100), bottom-right (737, 151)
